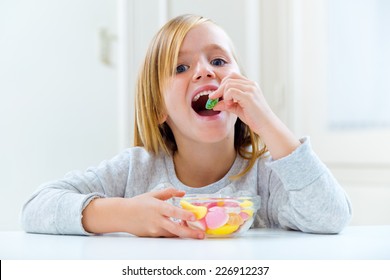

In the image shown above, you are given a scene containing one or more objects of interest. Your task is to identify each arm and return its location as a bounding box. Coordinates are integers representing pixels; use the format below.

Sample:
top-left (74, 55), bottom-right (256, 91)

top-left (266, 138), bottom-right (352, 233)
top-left (211, 74), bottom-right (352, 233)
top-left (82, 188), bottom-right (203, 238)
top-left (21, 150), bottom-right (204, 238)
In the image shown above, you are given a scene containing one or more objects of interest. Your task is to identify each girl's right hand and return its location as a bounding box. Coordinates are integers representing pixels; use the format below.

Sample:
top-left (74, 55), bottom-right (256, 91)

top-left (124, 187), bottom-right (205, 239)
top-left (82, 187), bottom-right (205, 239)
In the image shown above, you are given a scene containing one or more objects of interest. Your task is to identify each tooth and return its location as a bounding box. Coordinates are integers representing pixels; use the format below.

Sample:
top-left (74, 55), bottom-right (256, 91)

top-left (193, 90), bottom-right (214, 101)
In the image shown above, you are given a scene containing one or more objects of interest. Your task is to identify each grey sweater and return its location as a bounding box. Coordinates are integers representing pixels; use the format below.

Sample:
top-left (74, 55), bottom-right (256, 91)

top-left (21, 137), bottom-right (352, 235)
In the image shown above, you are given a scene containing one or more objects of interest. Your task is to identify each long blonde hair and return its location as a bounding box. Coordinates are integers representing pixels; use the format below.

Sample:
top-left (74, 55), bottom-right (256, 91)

top-left (134, 14), bottom-right (267, 179)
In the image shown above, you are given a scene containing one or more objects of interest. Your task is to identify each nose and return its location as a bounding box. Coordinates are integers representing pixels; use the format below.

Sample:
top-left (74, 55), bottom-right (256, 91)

top-left (192, 61), bottom-right (216, 81)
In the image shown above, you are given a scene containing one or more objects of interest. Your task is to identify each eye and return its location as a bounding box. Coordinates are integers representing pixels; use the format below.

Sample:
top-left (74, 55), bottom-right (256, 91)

top-left (211, 58), bottom-right (226, 67)
top-left (176, 64), bottom-right (189, 74)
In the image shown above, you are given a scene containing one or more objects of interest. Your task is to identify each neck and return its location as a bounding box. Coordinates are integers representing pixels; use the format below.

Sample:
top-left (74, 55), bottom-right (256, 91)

top-left (173, 140), bottom-right (236, 188)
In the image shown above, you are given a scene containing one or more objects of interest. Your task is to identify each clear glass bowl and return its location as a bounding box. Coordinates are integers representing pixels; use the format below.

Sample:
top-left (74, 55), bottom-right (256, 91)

top-left (172, 194), bottom-right (261, 238)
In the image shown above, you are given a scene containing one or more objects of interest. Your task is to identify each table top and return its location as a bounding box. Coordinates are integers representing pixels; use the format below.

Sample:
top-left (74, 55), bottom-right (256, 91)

top-left (1, 225), bottom-right (389, 260)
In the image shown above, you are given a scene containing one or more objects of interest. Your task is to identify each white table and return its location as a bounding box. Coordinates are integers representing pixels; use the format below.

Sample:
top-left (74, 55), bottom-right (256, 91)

top-left (1, 226), bottom-right (389, 259)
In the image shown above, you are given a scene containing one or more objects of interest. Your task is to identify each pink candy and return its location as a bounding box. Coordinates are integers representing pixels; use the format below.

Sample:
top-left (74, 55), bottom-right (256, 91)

top-left (205, 207), bottom-right (229, 229)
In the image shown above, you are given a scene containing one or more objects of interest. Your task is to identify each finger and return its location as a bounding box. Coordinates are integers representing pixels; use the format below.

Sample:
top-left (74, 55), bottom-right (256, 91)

top-left (220, 88), bottom-right (245, 107)
top-left (212, 92), bottom-right (242, 111)
top-left (223, 82), bottom-right (259, 106)
top-left (159, 201), bottom-right (196, 222)
top-left (155, 227), bottom-right (178, 238)
top-left (209, 83), bottom-right (225, 99)
top-left (209, 76), bottom-right (252, 100)
top-left (212, 100), bottom-right (227, 111)
top-left (162, 218), bottom-right (205, 239)
top-left (160, 202), bottom-right (196, 221)
top-left (209, 72), bottom-right (240, 99)
top-left (144, 226), bottom-right (177, 238)
top-left (150, 187), bottom-right (186, 201)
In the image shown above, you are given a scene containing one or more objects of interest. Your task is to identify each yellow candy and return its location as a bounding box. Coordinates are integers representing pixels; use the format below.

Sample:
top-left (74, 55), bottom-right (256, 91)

top-left (239, 200), bottom-right (254, 217)
top-left (239, 200), bottom-right (253, 208)
top-left (180, 200), bottom-right (207, 220)
top-left (206, 224), bottom-right (240, 235)
top-left (241, 209), bottom-right (254, 217)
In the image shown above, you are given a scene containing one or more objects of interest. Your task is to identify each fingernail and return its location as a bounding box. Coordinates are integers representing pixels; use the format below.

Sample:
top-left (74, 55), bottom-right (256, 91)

top-left (209, 90), bottom-right (218, 98)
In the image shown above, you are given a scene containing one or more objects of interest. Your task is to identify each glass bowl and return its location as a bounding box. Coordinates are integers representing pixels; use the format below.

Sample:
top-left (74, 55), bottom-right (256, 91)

top-left (172, 194), bottom-right (260, 238)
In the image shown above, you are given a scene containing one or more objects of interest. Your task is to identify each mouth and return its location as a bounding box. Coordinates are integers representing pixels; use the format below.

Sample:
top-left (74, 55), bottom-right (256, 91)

top-left (191, 90), bottom-right (221, 117)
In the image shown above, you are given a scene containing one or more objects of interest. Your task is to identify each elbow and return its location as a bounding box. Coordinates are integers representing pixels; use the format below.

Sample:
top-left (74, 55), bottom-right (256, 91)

top-left (20, 200), bottom-right (36, 233)
top-left (307, 201), bottom-right (353, 234)
top-left (325, 195), bottom-right (353, 234)
top-left (318, 214), bottom-right (352, 234)
top-left (19, 194), bottom-right (51, 234)
top-left (326, 205), bottom-right (353, 234)
top-left (285, 197), bottom-right (353, 234)
top-left (309, 189), bottom-right (353, 234)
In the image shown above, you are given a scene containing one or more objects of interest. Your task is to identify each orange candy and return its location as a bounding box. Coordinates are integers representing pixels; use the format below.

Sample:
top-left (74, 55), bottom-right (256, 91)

top-left (227, 213), bottom-right (244, 226)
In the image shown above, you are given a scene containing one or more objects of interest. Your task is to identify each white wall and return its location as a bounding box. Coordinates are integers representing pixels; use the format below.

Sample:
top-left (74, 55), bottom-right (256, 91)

top-left (0, 0), bottom-right (119, 230)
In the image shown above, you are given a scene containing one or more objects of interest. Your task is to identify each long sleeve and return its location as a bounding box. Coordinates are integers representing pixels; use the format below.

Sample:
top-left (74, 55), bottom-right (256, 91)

top-left (266, 137), bottom-right (352, 233)
top-left (21, 150), bottom-right (131, 235)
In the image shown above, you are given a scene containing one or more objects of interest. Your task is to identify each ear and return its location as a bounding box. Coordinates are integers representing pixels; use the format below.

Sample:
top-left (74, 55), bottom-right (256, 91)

top-left (158, 113), bottom-right (167, 124)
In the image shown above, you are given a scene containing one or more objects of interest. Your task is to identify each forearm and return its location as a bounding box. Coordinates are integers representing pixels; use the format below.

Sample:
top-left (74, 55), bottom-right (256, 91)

top-left (82, 197), bottom-right (131, 234)
top-left (254, 108), bottom-right (300, 160)
top-left (21, 186), bottom-right (103, 235)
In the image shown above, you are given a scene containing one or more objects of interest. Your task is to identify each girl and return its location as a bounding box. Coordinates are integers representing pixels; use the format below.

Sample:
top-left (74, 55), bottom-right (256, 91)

top-left (21, 14), bottom-right (352, 239)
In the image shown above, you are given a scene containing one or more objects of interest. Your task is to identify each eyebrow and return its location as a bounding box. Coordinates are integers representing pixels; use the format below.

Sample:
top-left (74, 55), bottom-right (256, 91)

top-left (178, 43), bottom-right (230, 57)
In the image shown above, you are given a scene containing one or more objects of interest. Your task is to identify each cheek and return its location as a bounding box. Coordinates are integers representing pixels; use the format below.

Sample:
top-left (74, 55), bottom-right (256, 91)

top-left (163, 93), bottom-right (185, 121)
top-left (230, 63), bottom-right (241, 75)
top-left (164, 82), bottom-right (189, 112)
top-left (219, 64), bottom-right (241, 78)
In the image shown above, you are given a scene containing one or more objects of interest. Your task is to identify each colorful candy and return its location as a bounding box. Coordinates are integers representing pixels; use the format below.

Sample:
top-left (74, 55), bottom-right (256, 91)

top-left (205, 98), bottom-right (219, 110)
top-left (176, 197), bottom-right (259, 237)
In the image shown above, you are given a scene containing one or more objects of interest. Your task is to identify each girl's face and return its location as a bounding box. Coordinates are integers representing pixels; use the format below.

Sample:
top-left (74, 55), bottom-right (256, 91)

top-left (163, 22), bottom-right (240, 146)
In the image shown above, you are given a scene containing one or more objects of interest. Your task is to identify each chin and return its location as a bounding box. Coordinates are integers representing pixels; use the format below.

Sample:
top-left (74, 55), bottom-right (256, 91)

top-left (197, 129), bottom-right (234, 144)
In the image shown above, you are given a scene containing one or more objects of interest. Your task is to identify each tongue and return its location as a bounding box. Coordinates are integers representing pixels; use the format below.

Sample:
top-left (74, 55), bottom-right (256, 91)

top-left (198, 110), bottom-right (220, 116)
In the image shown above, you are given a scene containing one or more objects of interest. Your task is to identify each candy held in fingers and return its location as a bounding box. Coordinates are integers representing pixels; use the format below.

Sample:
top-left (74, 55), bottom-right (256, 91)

top-left (205, 98), bottom-right (218, 109)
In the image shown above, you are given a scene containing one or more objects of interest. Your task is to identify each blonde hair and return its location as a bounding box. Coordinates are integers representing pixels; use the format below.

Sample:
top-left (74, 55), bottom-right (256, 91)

top-left (134, 14), bottom-right (267, 179)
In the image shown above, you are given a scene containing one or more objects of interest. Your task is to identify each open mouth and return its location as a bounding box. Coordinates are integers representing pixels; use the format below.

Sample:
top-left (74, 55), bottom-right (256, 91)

top-left (191, 91), bottom-right (221, 117)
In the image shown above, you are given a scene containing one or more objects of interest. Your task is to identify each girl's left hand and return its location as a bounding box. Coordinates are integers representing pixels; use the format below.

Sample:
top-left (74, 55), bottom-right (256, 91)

top-left (209, 72), bottom-right (300, 160)
top-left (209, 72), bottom-right (271, 135)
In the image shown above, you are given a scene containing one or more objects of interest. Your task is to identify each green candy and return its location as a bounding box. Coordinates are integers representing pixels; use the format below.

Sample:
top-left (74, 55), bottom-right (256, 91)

top-left (205, 98), bottom-right (219, 110)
